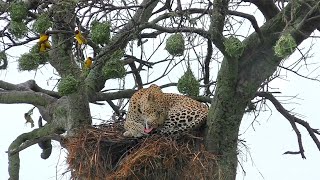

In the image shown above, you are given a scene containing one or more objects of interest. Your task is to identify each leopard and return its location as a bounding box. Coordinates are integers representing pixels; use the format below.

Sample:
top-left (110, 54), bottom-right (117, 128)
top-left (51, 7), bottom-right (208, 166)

top-left (123, 84), bottom-right (168, 137)
top-left (123, 84), bottom-right (208, 137)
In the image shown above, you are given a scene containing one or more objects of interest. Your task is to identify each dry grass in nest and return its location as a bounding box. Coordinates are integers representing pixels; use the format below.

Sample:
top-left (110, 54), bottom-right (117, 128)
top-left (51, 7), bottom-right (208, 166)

top-left (66, 121), bottom-right (218, 180)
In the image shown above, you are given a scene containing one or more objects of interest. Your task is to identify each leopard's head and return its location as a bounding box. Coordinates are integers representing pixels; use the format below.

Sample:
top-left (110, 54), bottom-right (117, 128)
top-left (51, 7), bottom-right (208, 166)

top-left (139, 92), bottom-right (167, 133)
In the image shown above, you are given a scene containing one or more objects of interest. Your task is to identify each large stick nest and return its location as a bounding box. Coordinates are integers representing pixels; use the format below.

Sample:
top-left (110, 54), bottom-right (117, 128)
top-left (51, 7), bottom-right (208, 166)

top-left (66, 120), bottom-right (218, 179)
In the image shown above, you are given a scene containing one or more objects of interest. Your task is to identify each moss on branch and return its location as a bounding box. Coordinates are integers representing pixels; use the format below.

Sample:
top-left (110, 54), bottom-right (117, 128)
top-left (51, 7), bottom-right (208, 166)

top-left (7, 124), bottom-right (63, 180)
top-left (0, 91), bottom-right (55, 106)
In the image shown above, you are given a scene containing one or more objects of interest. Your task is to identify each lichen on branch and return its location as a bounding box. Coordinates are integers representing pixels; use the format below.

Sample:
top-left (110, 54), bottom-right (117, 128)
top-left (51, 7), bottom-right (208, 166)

top-left (7, 124), bottom-right (64, 180)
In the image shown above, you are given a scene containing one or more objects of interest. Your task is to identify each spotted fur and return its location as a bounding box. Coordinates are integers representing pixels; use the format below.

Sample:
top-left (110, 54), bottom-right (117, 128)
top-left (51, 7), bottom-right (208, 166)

top-left (123, 85), bottom-right (167, 137)
top-left (123, 84), bottom-right (208, 137)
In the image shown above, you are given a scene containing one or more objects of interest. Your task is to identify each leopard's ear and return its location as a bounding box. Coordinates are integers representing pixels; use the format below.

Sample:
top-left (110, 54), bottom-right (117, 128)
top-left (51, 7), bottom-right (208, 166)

top-left (147, 93), bottom-right (156, 102)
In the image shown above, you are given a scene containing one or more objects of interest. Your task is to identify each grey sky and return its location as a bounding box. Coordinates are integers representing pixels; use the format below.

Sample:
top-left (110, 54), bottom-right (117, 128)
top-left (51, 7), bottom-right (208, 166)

top-left (1, 1), bottom-right (320, 179)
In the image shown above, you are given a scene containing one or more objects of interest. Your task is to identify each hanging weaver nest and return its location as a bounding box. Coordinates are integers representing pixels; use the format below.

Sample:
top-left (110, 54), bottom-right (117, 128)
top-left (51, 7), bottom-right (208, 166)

top-left (66, 120), bottom-right (219, 179)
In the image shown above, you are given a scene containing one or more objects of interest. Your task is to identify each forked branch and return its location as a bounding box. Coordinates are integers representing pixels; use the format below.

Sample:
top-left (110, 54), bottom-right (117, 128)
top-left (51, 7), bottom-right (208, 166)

top-left (0, 80), bottom-right (60, 98)
top-left (256, 92), bottom-right (320, 159)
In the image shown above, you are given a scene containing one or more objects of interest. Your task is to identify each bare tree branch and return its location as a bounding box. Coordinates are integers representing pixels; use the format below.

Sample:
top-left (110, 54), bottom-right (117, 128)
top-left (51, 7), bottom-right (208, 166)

top-left (86, 0), bottom-right (160, 92)
top-left (204, 40), bottom-right (213, 95)
top-left (183, 8), bottom-right (264, 41)
top-left (140, 30), bottom-right (164, 39)
top-left (278, 65), bottom-right (320, 82)
top-left (124, 56), bottom-right (146, 89)
top-left (106, 99), bottom-right (121, 115)
top-left (256, 92), bottom-right (320, 159)
top-left (94, 89), bottom-right (136, 102)
top-left (227, 10), bottom-right (263, 41)
top-left (142, 23), bottom-right (210, 38)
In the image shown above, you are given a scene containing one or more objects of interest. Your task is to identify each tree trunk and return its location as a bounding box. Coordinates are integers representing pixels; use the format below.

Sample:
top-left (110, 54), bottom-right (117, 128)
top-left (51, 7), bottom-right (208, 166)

top-left (204, 56), bottom-right (246, 180)
top-left (204, 2), bottom-right (320, 179)
top-left (49, 0), bottom-right (92, 132)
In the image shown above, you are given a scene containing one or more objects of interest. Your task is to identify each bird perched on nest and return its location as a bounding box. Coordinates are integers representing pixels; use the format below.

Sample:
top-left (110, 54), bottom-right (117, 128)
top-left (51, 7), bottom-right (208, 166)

top-left (84, 57), bottom-right (93, 69)
top-left (38, 33), bottom-right (49, 44)
top-left (75, 30), bottom-right (87, 45)
top-left (38, 33), bottom-right (51, 52)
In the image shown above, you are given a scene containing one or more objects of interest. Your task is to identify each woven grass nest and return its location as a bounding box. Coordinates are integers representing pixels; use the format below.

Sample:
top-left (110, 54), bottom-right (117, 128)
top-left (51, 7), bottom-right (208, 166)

top-left (66, 120), bottom-right (218, 180)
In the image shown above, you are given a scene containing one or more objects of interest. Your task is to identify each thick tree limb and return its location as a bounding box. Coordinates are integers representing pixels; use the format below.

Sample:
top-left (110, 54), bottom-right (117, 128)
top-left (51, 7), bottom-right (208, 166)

top-left (208, 0), bottom-right (230, 53)
top-left (0, 80), bottom-right (57, 107)
top-left (256, 92), bottom-right (320, 159)
top-left (0, 80), bottom-right (60, 98)
top-left (242, 0), bottom-right (280, 20)
top-left (49, 1), bottom-right (81, 78)
top-left (37, 116), bottom-right (55, 159)
top-left (7, 134), bottom-right (64, 157)
top-left (238, 0), bottom-right (320, 97)
top-left (0, 91), bottom-right (55, 106)
top-left (0, 80), bottom-right (60, 125)
top-left (28, 81), bottom-right (60, 99)
top-left (7, 124), bottom-right (64, 180)
top-left (205, 2), bottom-right (320, 179)
top-left (0, 80), bottom-right (30, 91)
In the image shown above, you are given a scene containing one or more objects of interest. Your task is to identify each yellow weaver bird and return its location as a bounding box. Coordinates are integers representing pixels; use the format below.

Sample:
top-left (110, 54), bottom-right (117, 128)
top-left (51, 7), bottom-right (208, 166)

top-left (39, 41), bottom-right (51, 52)
top-left (84, 57), bottom-right (93, 69)
top-left (38, 33), bottom-right (51, 52)
top-left (38, 33), bottom-right (49, 44)
top-left (75, 30), bottom-right (87, 45)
